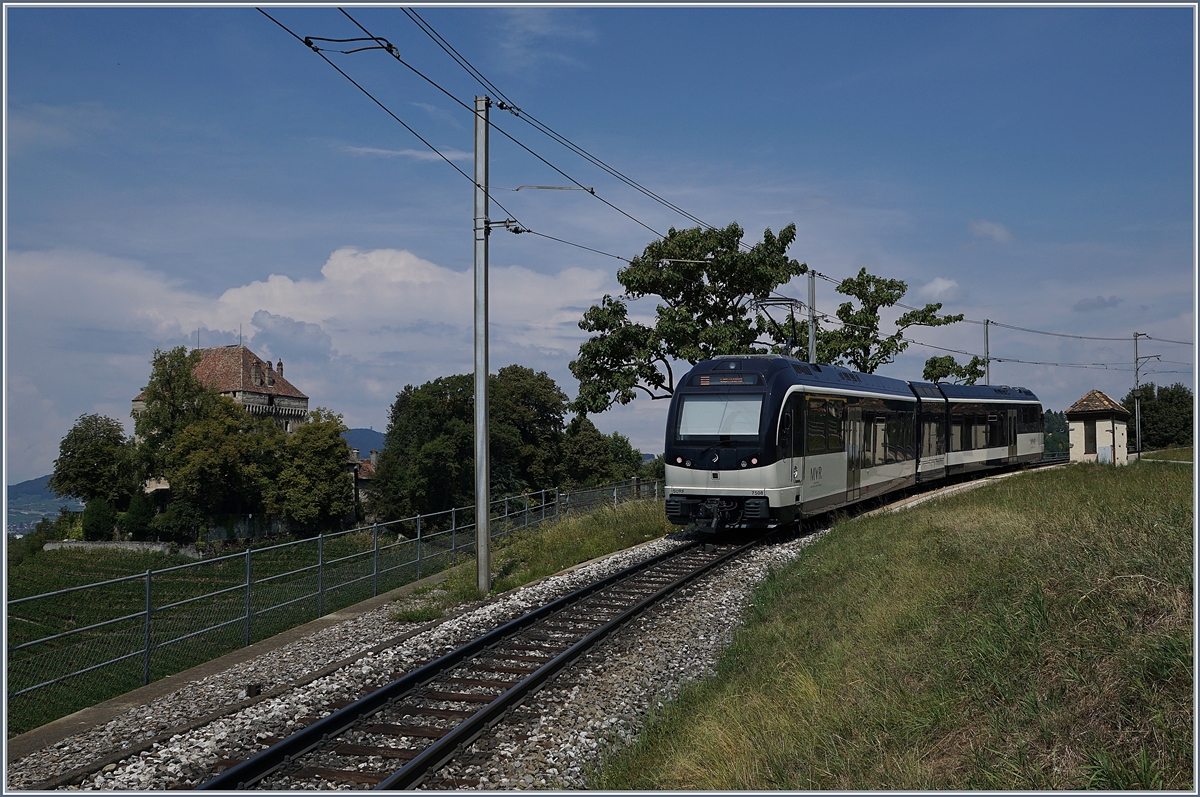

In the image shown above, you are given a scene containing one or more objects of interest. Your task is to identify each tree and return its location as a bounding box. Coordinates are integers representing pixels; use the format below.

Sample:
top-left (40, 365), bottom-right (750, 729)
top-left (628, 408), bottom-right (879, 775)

top-left (819, 269), bottom-right (963, 374)
top-left (370, 374), bottom-right (476, 521)
top-left (133, 347), bottom-right (221, 479)
top-left (1121, 382), bottom-right (1193, 449)
top-left (81, 498), bottom-right (117, 541)
top-left (923, 355), bottom-right (987, 385)
top-left (150, 499), bottom-right (204, 544)
top-left (559, 416), bottom-right (644, 487)
top-left (570, 223), bottom-right (807, 414)
top-left (164, 396), bottom-right (284, 521)
top-left (492, 365), bottom-right (569, 492)
top-left (48, 414), bottom-right (134, 508)
top-left (370, 367), bottom-right (572, 521)
top-left (265, 408), bottom-right (354, 536)
top-left (124, 490), bottom-right (155, 542)
top-left (1043, 409), bottom-right (1069, 454)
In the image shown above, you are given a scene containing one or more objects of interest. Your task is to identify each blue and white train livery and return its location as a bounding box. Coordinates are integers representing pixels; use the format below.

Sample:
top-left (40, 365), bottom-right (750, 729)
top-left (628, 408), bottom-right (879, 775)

top-left (663, 355), bottom-right (1044, 529)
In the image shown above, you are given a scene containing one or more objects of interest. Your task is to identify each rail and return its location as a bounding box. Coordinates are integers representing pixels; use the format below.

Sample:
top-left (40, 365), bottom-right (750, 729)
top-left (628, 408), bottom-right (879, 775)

top-left (6, 478), bottom-right (662, 737)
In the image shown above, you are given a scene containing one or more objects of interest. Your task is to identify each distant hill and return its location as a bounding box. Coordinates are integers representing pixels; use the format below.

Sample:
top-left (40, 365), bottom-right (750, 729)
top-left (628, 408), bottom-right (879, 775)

top-left (8, 474), bottom-right (55, 499)
top-left (342, 428), bottom-right (385, 457)
top-left (7, 475), bottom-right (84, 534)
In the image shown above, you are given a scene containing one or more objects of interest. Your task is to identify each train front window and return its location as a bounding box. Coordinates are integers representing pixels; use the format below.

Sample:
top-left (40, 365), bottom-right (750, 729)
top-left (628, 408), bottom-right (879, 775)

top-left (676, 394), bottom-right (763, 441)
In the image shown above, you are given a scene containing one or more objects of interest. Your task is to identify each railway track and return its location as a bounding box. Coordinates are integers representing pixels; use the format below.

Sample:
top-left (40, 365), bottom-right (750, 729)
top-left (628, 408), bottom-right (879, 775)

top-left (197, 537), bottom-right (757, 790)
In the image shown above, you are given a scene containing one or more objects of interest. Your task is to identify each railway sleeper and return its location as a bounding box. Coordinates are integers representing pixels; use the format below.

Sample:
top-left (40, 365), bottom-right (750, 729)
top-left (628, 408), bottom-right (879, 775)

top-left (364, 724), bottom-right (450, 738)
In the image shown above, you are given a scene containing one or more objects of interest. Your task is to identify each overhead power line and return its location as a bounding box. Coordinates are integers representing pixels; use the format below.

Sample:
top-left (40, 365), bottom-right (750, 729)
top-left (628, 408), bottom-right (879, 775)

top-left (809, 268), bottom-right (1193, 348)
top-left (260, 8), bottom-right (640, 265)
top-left (338, 8), bottom-right (670, 243)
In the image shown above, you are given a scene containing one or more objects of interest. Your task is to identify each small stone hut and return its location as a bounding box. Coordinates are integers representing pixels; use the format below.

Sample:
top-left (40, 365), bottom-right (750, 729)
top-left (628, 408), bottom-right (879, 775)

top-left (1066, 389), bottom-right (1131, 465)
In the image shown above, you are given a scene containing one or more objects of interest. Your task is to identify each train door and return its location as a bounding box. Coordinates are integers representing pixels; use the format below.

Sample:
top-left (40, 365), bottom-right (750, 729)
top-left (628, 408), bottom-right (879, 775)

top-left (780, 393), bottom-right (803, 485)
top-left (1007, 408), bottom-right (1017, 459)
top-left (846, 405), bottom-right (862, 501)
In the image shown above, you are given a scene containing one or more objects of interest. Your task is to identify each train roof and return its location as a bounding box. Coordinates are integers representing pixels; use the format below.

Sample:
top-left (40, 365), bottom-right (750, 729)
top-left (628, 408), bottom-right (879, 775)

top-left (936, 383), bottom-right (1040, 402)
top-left (702, 355), bottom-right (914, 398)
top-left (688, 357), bottom-right (1041, 403)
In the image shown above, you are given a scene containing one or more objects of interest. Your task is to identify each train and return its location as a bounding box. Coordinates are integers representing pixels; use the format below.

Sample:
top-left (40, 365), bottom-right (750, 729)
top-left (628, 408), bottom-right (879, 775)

top-left (663, 354), bottom-right (1044, 529)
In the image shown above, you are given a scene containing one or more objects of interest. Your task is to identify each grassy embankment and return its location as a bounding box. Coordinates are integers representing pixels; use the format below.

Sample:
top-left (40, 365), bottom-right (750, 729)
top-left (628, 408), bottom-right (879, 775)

top-left (1142, 446), bottom-right (1193, 462)
top-left (6, 500), bottom-right (672, 736)
top-left (597, 463), bottom-right (1193, 790)
top-left (392, 499), bottom-right (674, 622)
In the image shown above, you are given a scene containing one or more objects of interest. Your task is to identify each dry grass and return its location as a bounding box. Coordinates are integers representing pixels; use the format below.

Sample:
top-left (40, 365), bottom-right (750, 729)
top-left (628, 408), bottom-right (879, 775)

top-left (596, 463), bottom-right (1193, 790)
top-left (391, 499), bottom-right (673, 622)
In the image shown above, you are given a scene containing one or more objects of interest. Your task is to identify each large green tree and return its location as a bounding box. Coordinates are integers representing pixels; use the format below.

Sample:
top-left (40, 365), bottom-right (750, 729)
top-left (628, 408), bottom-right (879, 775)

top-left (370, 366), bottom-right (582, 520)
top-left (570, 223), bottom-right (807, 414)
top-left (922, 354), bottom-right (987, 385)
top-left (164, 396), bottom-right (284, 520)
top-left (560, 416), bottom-right (643, 488)
top-left (48, 413), bottom-right (135, 509)
top-left (265, 408), bottom-right (355, 536)
top-left (133, 347), bottom-right (221, 479)
top-left (819, 268), bottom-right (963, 374)
top-left (1122, 382), bottom-right (1193, 450)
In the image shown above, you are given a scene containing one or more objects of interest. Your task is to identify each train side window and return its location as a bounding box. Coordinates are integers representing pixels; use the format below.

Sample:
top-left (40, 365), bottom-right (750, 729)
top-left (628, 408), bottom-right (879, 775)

top-left (826, 399), bottom-right (845, 452)
top-left (778, 406), bottom-right (793, 455)
top-left (951, 413), bottom-right (964, 452)
top-left (873, 415), bottom-right (886, 465)
top-left (791, 395), bottom-right (805, 455)
top-left (805, 397), bottom-right (826, 454)
top-left (988, 413), bottom-right (1002, 448)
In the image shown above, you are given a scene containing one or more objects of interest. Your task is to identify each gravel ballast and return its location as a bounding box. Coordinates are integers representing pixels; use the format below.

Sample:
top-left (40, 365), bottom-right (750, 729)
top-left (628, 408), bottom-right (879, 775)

top-left (6, 528), bottom-right (823, 791)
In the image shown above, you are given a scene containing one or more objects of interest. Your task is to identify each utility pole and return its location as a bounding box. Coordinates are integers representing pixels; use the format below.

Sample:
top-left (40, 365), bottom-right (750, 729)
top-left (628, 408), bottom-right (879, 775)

top-left (807, 270), bottom-right (817, 364)
top-left (473, 96), bottom-right (490, 595)
top-left (1133, 332), bottom-right (1158, 462)
top-left (1134, 332), bottom-right (1141, 461)
top-left (984, 319), bottom-right (990, 385)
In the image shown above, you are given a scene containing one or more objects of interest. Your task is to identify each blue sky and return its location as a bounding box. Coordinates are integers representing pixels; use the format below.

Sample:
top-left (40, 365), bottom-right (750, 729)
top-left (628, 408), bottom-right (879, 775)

top-left (5, 5), bottom-right (1195, 484)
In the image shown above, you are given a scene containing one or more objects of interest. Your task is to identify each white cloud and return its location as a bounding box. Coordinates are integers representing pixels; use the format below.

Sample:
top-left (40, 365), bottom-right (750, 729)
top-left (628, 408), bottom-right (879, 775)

top-left (916, 276), bottom-right (965, 303)
top-left (411, 102), bottom-right (463, 129)
top-left (7, 102), bottom-right (117, 153)
top-left (968, 219), bottom-right (1015, 244)
top-left (5, 247), bottom-right (613, 482)
top-left (1072, 295), bottom-right (1123, 313)
top-left (340, 145), bottom-right (471, 162)
top-left (497, 9), bottom-right (596, 71)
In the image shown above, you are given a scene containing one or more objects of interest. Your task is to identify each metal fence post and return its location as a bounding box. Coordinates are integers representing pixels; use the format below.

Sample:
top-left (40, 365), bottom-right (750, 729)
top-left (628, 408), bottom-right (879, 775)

top-left (541, 489), bottom-right (546, 522)
top-left (244, 549), bottom-right (252, 647)
top-left (143, 569), bottom-right (152, 685)
top-left (416, 514), bottom-right (422, 580)
top-left (317, 533), bottom-right (324, 618)
top-left (451, 508), bottom-right (457, 553)
top-left (614, 487), bottom-right (618, 509)
top-left (555, 487), bottom-right (560, 520)
top-left (372, 524), bottom-right (379, 598)
top-left (655, 481), bottom-right (659, 500)
top-left (524, 493), bottom-right (529, 528)
top-left (504, 497), bottom-right (509, 535)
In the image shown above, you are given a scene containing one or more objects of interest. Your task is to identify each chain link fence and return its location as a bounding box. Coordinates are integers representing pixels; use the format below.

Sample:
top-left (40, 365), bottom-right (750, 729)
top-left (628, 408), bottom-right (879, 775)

top-left (6, 478), bottom-right (661, 737)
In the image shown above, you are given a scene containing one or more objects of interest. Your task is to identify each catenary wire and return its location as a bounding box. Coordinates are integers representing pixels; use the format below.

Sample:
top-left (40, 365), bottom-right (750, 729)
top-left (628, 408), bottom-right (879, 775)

top-left (399, 7), bottom-right (736, 241)
top-left (260, 8), bottom-right (640, 262)
top-left (808, 268), bottom-right (1192, 346)
top-left (339, 8), bottom-right (670, 243)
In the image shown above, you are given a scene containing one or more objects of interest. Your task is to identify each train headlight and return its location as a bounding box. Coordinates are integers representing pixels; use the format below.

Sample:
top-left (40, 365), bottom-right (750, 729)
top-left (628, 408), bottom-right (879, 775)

top-left (684, 459), bottom-right (692, 467)
top-left (675, 456), bottom-right (683, 464)
top-left (750, 456), bottom-right (759, 465)
top-left (739, 460), bottom-right (748, 468)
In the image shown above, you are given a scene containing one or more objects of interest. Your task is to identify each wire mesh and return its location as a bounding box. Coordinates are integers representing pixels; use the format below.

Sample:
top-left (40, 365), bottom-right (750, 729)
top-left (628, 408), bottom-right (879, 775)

top-left (5, 479), bottom-right (661, 736)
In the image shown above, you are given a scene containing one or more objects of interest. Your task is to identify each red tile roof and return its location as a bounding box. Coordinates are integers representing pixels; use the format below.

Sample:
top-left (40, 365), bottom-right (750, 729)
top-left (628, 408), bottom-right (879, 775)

top-left (1066, 389), bottom-right (1130, 419)
top-left (133, 345), bottom-right (307, 401)
top-left (193, 345), bottom-right (308, 399)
